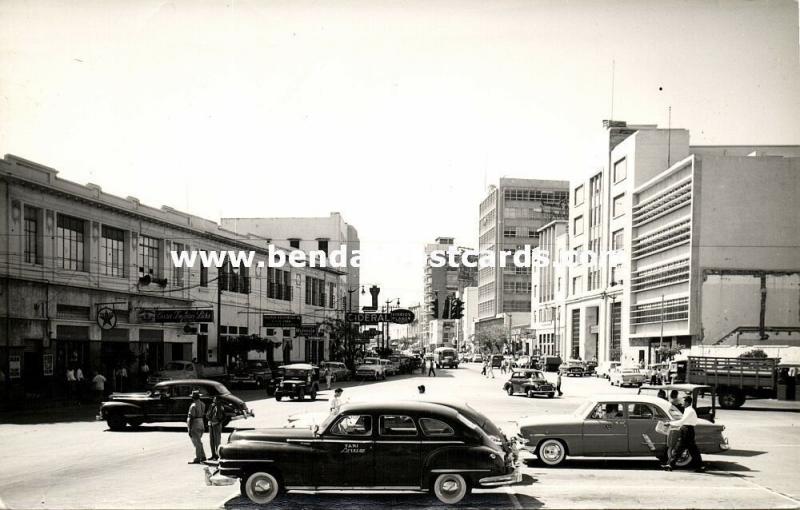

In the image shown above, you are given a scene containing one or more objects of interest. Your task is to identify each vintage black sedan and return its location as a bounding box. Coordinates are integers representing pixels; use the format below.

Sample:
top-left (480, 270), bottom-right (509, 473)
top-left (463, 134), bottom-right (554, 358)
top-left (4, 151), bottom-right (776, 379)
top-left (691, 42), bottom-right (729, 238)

top-left (98, 379), bottom-right (253, 430)
top-left (205, 401), bottom-right (521, 505)
top-left (503, 369), bottom-right (555, 398)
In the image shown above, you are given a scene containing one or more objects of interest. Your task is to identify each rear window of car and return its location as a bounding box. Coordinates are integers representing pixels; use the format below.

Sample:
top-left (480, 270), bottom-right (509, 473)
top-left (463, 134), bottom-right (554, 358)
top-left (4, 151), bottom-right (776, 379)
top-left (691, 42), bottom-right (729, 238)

top-left (379, 415), bottom-right (417, 436)
top-left (419, 418), bottom-right (455, 437)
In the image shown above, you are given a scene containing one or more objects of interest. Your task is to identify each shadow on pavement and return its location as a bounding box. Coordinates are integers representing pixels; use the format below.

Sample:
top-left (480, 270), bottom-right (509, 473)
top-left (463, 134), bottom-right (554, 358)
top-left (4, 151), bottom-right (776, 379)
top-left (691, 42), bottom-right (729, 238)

top-left (524, 457), bottom-right (753, 472)
top-left (722, 449), bottom-right (767, 457)
top-left (223, 489), bottom-right (541, 509)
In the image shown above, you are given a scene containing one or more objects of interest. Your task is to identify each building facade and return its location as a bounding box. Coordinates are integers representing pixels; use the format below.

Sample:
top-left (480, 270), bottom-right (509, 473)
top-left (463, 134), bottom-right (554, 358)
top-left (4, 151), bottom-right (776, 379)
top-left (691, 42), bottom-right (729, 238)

top-left (477, 178), bottom-right (569, 343)
top-left (1, 155), bottom-right (347, 404)
top-left (531, 220), bottom-right (569, 356)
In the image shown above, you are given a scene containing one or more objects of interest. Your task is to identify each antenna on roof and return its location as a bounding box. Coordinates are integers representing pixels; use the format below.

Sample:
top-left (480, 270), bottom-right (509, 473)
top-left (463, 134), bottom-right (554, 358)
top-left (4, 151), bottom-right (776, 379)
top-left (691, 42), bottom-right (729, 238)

top-left (609, 59), bottom-right (615, 121)
top-left (667, 105), bottom-right (672, 167)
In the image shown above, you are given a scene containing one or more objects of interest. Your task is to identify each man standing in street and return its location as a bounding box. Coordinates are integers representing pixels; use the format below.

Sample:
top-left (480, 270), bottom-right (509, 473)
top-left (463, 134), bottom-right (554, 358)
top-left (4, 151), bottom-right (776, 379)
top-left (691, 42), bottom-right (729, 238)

top-left (556, 371), bottom-right (563, 396)
top-left (92, 370), bottom-right (107, 403)
top-left (205, 395), bottom-right (226, 461)
top-left (427, 357), bottom-right (436, 377)
top-left (187, 390), bottom-right (207, 464)
top-left (663, 395), bottom-right (705, 472)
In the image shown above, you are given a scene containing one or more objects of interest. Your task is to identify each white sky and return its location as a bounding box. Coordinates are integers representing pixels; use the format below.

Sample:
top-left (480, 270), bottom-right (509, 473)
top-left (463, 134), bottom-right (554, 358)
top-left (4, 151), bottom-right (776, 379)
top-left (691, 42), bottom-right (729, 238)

top-left (2, 0), bottom-right (799, 313)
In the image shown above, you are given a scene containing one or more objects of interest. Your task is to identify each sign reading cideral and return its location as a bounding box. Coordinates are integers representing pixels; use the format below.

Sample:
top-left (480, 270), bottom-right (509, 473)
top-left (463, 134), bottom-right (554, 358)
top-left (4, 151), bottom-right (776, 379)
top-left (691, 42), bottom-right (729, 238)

top-left (345, 308), bottom-right (415, 325)
top-left (137, 308), bottom-right (214, 323)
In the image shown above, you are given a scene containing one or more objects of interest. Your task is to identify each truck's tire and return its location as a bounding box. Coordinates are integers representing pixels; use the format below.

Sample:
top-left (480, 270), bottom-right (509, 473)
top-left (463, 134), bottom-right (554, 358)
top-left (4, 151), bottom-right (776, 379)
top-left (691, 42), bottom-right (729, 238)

top-left (718, 388), bottom-right (743, 409)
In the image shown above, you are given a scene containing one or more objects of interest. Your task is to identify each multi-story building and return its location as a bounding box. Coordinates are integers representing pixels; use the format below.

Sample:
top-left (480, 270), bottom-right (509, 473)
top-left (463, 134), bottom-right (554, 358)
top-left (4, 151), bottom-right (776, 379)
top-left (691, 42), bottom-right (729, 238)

top-left (531, 220), bottom-right (569, 356)
top-left (1, 155), bottom-right (346, 404)
top-left (537, 120), bottom-right (800, 366)
top-left (422, 237), bottom-right (476, 349)
top-left (221, 213), bottom-right (360, 310)
top-left (477, 178), bottom-right (569, 346)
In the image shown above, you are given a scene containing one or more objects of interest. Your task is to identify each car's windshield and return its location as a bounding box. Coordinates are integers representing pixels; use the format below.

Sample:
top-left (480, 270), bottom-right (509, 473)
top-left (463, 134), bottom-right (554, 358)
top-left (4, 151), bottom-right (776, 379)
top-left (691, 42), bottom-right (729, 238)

top-left (530, 371), bottom-right (545, 379)
top-left (573, 401), bottom-right (594, 418)
top-left (363, 359), bottom-right (378, 365)
top-left (284, 369), bottom-right (309, 378)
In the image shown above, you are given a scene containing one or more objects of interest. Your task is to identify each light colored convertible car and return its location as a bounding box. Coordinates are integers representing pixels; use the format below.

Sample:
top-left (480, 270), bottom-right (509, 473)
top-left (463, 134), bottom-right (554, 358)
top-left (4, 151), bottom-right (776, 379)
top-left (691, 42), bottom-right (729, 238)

top-left (518, 395), bottom-right (729, 467)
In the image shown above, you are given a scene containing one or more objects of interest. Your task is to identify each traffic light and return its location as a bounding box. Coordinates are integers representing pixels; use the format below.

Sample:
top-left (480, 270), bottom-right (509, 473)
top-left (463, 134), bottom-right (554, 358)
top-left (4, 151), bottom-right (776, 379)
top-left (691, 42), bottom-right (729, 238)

top-left (431, 297), bottom-right (439, 319)
top-left (442, 296), bottom-right (451, 319)
top-left (451, 298), bottom-right (464, 319)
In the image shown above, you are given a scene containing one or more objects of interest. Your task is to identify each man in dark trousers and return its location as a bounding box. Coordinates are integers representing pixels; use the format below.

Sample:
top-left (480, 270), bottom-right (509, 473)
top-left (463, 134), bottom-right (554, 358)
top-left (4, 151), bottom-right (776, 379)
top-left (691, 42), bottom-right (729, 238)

top-left (205, 395), bottom-right (226, 461)
top-left (663, 395), bottom-right (705, 472)
top-left (427, 357), bottom-right (436, 377)
top-left (556, 371), bottom-right (563, 396)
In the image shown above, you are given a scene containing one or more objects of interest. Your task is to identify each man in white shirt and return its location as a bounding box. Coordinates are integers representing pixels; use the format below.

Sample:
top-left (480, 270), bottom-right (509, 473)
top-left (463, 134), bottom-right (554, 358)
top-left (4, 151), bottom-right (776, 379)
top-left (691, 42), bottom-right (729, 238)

top-left (329, 388), bottom-right (344, 415)
top-left (664, 396), bottom-right (705, 472)
top-left (92, 371), bottom-right (107, 402)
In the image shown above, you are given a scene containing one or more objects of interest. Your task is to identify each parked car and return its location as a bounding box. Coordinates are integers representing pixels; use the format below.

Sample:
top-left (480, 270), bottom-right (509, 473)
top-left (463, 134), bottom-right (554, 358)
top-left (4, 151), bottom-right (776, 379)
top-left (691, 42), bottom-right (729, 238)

top-left (98, 379), bottom-right (253, 431)
top-left (610, 368), bottom-right (646, 387)
top-left (517, 395), bottom-right (729, 467)
top-left (147, 361), bottom-right (227, 385)
top-left (540, 355), bottom-right (562, 372)
top-left (503, 369), bottom-right (555, 398)
top-left (355, 357), bottom-right (387, 380)
top-left (230, 360), bottom-right (275, 389)
top-left (490, 354), bottom-right (504, 368)
top-left (205, 401), bottom-right (521, 505)
top-left (471, 353), bottom-right (484, 363)
top-left (274, 364), bottom-right (320, 401)
top-left (584, 360), bottom-right (597, 376)
top-left (638, 383), bottom-right (717, 423)
top-left (559, 360), bottom-right (588, 377)
top-left (319, 361), bottom-right (350, 382)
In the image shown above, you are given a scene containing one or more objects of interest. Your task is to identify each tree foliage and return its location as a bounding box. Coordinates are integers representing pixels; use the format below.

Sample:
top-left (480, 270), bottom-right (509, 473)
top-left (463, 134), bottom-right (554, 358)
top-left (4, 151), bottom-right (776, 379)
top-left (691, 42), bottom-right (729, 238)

top-left (474, 325), bottom-right (507, 353)
top-left (738, 349), bottom-right (768, 359)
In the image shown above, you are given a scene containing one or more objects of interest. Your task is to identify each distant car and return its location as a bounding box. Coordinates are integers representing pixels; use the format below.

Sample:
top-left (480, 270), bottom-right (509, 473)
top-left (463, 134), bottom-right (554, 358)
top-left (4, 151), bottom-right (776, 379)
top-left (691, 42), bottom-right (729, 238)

top-left (320, 361), bottom-right (350, 382)
top-left (559, 360), bottom-right (587, 377)
top-left (98, 379), bottom-right (253, 431)
top-left (230, 360), bottom-right (275, 389)
top-left (610, 368), bottom-right (646, 387)
top-left (355, 357), bottom-right (387, 380)
top-left (471, 353), bottom-right (484, 363)
top-left (596, 361), bottom-right (621, 379)
top-left (434, 347), bottom-right (459, 369)
top-left (518, 395), bottom-right (729, 467)
top-left (274, 364), bottom-right (320, 401)
top-left (206, 401), bottom-right (521, 505)
top-left (504, 369), bottom-right (555, 398)
top-left (490, 354), bottom-right (504, 368)
top-left (584, 360), bottom-right (597, 376)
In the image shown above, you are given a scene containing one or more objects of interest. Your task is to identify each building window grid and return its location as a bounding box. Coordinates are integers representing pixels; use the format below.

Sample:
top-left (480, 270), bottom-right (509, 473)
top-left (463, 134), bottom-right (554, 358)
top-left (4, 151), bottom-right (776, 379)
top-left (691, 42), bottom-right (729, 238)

top-left (571, 309), bottom-right (580, 359)
top-left (138, 235), bottom-right (160, 276)
top-left (24, 206), bottom-right (40, 264)
top-left (101, 225), bottom-right (125, 277)
top-left (632, 183), bottom-right (692, 226)
top-left (613, 157), bottom-right (627, 183)
top-left (630, 297), bottom-right (689, 325)
top-left (631, 221), bottom-right (691, 258)
top-left (631, 259), bottom-right (690, 293)
top-left (632, 180), bottom-right (692, 216)
top-left (56, 214), bottom-right (86, 271)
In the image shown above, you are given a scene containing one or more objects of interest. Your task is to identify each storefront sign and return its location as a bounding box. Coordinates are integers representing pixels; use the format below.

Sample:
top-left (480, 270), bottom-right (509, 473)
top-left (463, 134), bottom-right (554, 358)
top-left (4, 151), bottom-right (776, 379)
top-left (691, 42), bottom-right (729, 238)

top-left (137, 308), bottom-right (214, 323)
top-left (298, 324), bottom-right (319, 337)
top-left (262, 314), bottom-right (301, 328)
top-left (9, 355), bottom-right (21, 379)
top-left (43, 354), bottom-right (54, 376)
top-left (96, 307), bottom-right (118, 330)
top-left (389, 308), bottom-right (415, 324)
top-left (346, 310), bottom-right (415, 325)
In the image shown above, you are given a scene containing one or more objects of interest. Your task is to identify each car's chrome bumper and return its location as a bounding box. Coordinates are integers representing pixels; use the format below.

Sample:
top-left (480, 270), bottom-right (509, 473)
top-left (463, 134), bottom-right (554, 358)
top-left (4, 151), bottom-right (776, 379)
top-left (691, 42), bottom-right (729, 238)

top-left (204, 467), bottom-right (236, 487)
top-left (479, 466), bottom-right (522, 487)
top-left (720, 436), bottom-right (730, 451)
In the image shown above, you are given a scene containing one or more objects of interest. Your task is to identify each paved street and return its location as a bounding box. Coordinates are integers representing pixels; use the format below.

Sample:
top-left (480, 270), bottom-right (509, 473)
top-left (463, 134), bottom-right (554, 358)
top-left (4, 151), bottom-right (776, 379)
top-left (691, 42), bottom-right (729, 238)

top-left (1, 365), bottom-right (799, 509)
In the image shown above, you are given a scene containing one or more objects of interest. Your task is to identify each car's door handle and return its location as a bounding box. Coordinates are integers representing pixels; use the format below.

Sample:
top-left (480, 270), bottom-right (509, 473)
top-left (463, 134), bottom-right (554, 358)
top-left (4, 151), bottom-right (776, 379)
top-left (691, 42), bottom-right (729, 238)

top-left (604, 424), bottom-right (612, 430)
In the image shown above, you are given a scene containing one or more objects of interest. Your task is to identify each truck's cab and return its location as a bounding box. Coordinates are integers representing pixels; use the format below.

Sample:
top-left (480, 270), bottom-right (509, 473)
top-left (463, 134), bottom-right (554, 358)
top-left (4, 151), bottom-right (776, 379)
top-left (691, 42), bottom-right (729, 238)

top-left (434, 347), bottom-right (459, 369)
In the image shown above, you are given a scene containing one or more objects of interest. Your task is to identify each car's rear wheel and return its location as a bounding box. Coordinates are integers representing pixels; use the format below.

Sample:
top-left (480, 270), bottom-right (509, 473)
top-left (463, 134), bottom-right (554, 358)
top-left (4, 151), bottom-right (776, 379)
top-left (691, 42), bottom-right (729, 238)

top-left (107, 415), bottom-right (126, 431)
top-left (537, 438), bottom-right (567, 467)
top-left (432, 473), bottom-right (469, 505)
top-left (506, 386), bottom-right (514, 396)
top-left (127, 418), bottom-right (143, 428)
top-left (244, 471), bottom-right (280, 504)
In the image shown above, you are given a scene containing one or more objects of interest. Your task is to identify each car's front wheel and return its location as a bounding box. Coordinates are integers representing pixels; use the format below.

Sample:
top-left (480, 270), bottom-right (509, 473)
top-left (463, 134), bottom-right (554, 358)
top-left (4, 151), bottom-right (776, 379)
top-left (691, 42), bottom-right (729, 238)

top-left (432, 473), bottom-right (469, 505)
top-left (106, 415), bottom-right (126, 431)
top-left (244, 471), bottom-right (280, 504)
top-left (537, 438), bottom-right (567, 467)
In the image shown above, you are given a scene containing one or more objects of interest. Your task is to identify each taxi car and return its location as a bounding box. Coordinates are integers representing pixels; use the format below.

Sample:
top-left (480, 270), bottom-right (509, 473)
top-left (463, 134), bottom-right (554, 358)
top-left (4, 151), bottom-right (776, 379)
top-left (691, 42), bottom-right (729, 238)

top-left (517, 395), bottom-right (728, 467)
top-left (503, 369), bottom-right (555, 398)
top-left (205, 401), bottom-right (521, 505)
top-left (98, 379), bottom-right (253, 430)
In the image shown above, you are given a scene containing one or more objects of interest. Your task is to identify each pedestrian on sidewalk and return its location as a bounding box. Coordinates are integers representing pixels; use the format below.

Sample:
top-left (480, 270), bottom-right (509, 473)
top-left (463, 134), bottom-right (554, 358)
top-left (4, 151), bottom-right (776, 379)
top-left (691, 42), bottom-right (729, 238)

top-left (206, 395), bottom-right (226, 461)
top-left (481, 359), bottom-right (488, 376)
top-left (139, 359), bottom-right (150, 389)
top-left (427, 358), bottom-right (436, 377)
top-left (663, 396), bottom-right (705, 472)
top-left (487, 361), bottom-right (495, 379)
top-left (66, 365), bottom-right (77, 403)
top-left (187, 390), bottom-right (207, 464)
top-left (556, 371), bottom-right (563, 396)
top-left (92, 370), bottom-right (107, 402)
